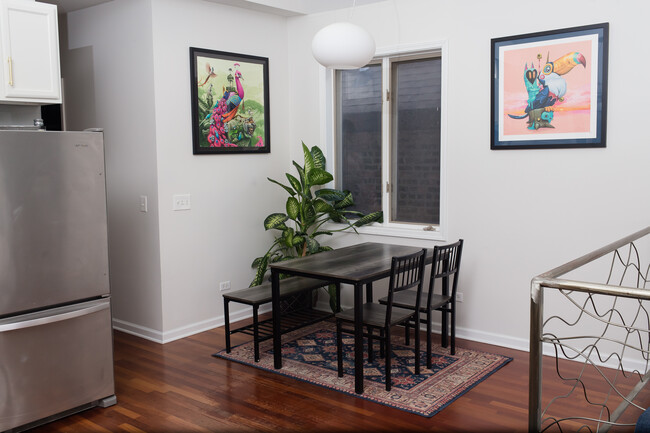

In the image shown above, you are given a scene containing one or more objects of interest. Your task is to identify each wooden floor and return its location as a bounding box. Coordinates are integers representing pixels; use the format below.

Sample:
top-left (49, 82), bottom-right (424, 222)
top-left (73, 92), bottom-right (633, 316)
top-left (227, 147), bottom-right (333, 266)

top-left (29, 317), bottom-right (644, 432)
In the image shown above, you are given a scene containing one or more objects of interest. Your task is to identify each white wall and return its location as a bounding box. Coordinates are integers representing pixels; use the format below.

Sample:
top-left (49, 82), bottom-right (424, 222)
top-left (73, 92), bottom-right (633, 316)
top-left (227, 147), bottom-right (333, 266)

top-left (64, 0), bottom-right (291, 342)
top-left (149, 0), bottom-right (291, 339)
top-left (287, 0), bottom-right (650, 350)
top-left (65, 0), bottom-right (164, 336)
top-left (62, 0), bottom-right (650, 349)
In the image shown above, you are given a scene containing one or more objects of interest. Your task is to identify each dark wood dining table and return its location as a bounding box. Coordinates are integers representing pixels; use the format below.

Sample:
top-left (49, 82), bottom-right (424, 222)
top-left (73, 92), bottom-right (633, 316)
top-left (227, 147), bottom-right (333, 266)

top-left (270, 242), bottom-right (431, 394)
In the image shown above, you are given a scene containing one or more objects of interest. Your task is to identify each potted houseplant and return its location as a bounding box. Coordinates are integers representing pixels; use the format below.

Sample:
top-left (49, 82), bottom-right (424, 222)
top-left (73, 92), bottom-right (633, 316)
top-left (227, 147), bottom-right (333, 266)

top-left (251, 142), bottom-right (383, 311)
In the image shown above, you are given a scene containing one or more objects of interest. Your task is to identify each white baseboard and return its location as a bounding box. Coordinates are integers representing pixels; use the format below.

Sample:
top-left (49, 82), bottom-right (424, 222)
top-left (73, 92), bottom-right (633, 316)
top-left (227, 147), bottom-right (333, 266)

top-left (112, 319), bottom-right (164, 343)
top-left (314, 299), bottom-right (531, 353)
top-left (114, 304), bottom-right (650, 375)
top-left (112, 304), bottom-right (272, 344)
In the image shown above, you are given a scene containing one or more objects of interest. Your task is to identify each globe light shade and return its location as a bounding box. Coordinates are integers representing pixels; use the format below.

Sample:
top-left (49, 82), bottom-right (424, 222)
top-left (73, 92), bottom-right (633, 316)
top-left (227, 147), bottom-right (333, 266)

top-left (311, 22), bottom-right (376, 70)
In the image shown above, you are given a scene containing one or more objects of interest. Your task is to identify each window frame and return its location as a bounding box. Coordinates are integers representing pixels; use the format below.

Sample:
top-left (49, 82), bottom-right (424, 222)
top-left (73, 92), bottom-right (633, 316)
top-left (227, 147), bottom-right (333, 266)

top-left (321, 40), bottom-right (448, 241)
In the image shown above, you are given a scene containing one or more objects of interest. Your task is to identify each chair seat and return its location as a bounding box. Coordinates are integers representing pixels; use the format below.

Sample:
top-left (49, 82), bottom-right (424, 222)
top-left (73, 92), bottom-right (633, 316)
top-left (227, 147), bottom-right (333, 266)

top-left (378, 290), bottom-right (452, 311)
top-left (336, 303), bottom-right (415, 328)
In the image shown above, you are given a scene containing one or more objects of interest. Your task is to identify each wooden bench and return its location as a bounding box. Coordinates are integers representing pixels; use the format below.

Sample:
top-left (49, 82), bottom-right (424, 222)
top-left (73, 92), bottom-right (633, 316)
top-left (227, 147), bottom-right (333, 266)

top-left (223, 277), bottom-right (339, 362)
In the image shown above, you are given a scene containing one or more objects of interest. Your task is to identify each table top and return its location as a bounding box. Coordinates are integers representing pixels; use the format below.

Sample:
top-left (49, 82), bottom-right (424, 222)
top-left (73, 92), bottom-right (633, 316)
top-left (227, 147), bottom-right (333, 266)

top-left (270, 242), bottom-right (429, 285)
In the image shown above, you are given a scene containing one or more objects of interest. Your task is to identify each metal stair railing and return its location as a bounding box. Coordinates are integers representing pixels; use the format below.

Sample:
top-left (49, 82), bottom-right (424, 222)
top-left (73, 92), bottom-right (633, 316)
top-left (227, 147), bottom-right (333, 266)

top-left (530, 226), bottom-right (650, 432)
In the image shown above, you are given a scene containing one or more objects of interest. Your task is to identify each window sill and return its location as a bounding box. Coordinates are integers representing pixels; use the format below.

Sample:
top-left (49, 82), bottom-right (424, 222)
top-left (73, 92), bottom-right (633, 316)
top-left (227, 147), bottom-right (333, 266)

top-left (331, 222), bottom-right (445, 241)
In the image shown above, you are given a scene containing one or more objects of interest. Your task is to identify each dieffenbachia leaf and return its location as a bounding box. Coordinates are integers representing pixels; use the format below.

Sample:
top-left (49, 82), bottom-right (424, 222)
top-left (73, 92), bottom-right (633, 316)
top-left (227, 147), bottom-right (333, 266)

top-left (268, 177), bottom-right (295, 196)
top-left (311, 146), bottom-right (326, 170)
top-left (353, 211), bottom-right (384, 227)
top-left (286, 173), bottom-right (302, 194)
top-left (302, 142), bottom-right (315, 175)
top-left (264, 213), bottom-right (289, 230)
top-left (315, 188), bottom-right (347, 202)
top-left (307, 168), bottom-right (333, 186)
top-left (286, 197), bottom-right (300, 220)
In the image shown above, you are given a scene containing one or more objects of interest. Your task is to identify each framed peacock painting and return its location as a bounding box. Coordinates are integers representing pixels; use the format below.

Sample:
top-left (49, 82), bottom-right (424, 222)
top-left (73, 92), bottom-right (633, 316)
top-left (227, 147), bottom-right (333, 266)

top-left (190, 47), bottom-right (270, 154)
top-left (491, 23), bottom-right (609, 149)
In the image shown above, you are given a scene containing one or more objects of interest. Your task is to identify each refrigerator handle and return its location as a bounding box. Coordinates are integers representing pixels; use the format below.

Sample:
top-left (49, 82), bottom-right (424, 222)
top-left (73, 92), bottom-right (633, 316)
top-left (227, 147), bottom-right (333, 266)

top-left (0, 300), bottom-right (109, 332)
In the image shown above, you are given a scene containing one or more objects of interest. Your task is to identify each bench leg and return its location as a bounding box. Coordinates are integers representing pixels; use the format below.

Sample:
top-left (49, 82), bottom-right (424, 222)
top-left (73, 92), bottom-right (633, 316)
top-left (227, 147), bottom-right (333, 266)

top-left (336, 319), bottom-right (344, 377)
top-left (336, 283), bottom-right (341, 313)
top-left (405, 322), bottom-right (410, 346)
top-left (253, 304), bottom-right (260, 362)
top-left (367, 326), bottom-right (374, 362)
top-left (224, 299), bottom-right (231, 353)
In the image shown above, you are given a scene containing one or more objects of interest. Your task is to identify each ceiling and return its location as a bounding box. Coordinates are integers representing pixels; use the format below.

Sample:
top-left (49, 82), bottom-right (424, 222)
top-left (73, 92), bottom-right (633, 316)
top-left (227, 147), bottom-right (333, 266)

top-left (39, 0), bottom-right (387, 15)
top-left (39, 0), bottom-right (112, 13)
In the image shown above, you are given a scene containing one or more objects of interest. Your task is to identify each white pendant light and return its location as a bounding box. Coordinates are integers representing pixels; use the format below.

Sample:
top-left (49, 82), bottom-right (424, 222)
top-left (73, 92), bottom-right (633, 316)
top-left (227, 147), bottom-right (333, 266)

top-left (312, 22), bottom-right (376, 70)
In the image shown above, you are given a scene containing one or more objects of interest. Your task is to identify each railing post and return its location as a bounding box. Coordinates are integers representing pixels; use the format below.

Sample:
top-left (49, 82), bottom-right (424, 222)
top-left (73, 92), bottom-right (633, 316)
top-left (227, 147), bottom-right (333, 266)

top-left (529, 279), bottom-right (543, 433)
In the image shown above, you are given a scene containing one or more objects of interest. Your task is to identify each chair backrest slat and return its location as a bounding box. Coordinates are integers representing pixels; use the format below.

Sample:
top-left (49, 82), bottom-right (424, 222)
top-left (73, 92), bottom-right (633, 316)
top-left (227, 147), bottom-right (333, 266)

top-left (428, 239), bottom-right (464, 308)
top-left (385, 248), bottom-right (427, 327)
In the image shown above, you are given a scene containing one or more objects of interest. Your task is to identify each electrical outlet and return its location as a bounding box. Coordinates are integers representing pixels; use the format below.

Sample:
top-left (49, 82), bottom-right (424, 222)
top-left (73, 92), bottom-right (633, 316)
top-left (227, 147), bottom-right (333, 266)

top-left (456, 292), bottom-right (464, 303)
top-left (173, 194), bottom-right (191, 211)
top-left (219, 281), bottom-right (231, 292)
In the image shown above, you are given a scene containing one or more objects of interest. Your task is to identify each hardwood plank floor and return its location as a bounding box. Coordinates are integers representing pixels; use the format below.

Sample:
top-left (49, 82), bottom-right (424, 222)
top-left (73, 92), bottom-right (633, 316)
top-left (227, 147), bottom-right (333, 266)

top-left (28, 317), bottom-right (644, 432)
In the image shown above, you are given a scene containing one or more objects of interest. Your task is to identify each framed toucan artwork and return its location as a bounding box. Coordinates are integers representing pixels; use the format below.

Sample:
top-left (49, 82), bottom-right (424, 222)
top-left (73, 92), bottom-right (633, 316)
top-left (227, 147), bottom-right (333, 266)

top-left (190, 47), bottom-right (270, 154)
top-left (491, 23), bottom-right (608, 149)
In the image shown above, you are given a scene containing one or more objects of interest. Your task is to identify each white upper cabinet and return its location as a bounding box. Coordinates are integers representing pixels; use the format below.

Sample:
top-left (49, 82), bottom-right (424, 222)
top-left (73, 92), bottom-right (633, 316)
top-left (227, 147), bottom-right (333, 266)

top-left (0, 0), bottom-right (61, 104)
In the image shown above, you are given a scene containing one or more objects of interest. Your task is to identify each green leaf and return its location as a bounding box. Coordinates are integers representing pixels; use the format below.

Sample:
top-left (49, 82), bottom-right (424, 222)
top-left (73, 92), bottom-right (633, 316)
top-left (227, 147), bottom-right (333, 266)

top-left (304, 237), bottom-right (320, 254)
top-left (328, 284), bottom-right (338, 313)
top-left (264, 213), bottom-right (289, 230)
top-left (286, 173), bottom-right (302, 194)
top-left (353, 211), bottom-right (384, 227)
top-left (282, 228), bottom-right (294, 247)
top-left (318, 245), bottom-right (334, 252)
top-left (250, 255), bottom-right (269, 287)
top-left (307, 168), bottom-right (333, 186)
top-left (251, 256), bottom-right (263, 268)
top-left (291, 235), bottom-right (305, 247)
top-left (313, 198), bottom-right (333, 213)
top-left (329, 210), bottom-right (345, 223)
top-left (268, 177), bottom-right (295, 196)
top-left (341, 210), bottom-right (365, 218)
top-left (315, 188), bottom-right (347, 202)
top-left (311, 146), bottom-right (326, 170)
top-left (286, 197), bottom-right (300, 220)
top-left (293, 161), bottom-right (306, 190)
top-left (334, 192), bottom-right (354, 209)
top-left (312, 231), bottom-right (334, 237)
top-left (270, 252), bottom-right (289, 263)
top-left (277, 255), bottom-right (298, 263)
top-left (303, 203), bottom-right (316, 226)
top-left (302, 142), bottom-right (315, 175)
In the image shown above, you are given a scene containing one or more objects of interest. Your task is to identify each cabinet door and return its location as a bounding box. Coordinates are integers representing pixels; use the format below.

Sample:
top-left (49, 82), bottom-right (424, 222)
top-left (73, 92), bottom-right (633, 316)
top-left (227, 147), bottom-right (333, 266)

top-left (0, 0), bottom-right (61, 103)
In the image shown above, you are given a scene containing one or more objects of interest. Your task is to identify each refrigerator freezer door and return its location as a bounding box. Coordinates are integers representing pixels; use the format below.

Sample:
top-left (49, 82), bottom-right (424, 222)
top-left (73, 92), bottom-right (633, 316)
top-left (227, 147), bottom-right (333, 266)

top-left (0, 130), bottom-right (110, 316)
top-left (0, 298), bottom-right (115, 431)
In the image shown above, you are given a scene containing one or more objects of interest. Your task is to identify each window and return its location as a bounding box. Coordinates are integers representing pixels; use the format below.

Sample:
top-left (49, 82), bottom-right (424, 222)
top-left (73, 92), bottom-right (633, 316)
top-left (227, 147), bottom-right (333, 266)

top-left (333, 44), bottom-right (446, 239)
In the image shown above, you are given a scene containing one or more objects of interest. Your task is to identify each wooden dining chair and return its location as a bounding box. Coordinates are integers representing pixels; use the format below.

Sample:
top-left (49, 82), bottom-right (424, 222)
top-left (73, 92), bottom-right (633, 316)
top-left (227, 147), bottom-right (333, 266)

top-left (336, 248), bottom-right (427, 391)
top-left (380, 240), bottom-right (463, 368)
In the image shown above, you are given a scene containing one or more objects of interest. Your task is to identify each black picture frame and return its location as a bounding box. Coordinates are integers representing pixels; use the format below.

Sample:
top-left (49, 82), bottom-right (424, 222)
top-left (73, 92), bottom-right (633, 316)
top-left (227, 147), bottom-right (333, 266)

top-left (190, 47), bottom-right (270, 154)
top-left (490, 23), bottom-right (609, 150)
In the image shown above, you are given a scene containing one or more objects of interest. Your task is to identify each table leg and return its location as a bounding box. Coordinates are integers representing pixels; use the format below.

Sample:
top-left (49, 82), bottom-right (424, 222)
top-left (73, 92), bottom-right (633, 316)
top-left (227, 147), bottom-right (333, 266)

top-left (272, 269), bottom-right (282, 369)
top-left (224, 299), bottom-right (231, 353)
top-left (365, 282), bottom-right (373, 303)
top-left (354, 281), bottom-right (364, 394)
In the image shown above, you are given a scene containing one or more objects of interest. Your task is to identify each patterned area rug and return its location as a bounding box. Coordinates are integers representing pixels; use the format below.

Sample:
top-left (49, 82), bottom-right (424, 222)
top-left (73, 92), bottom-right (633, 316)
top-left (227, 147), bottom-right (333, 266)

top-left (213, 322), bottom-right (512, 417)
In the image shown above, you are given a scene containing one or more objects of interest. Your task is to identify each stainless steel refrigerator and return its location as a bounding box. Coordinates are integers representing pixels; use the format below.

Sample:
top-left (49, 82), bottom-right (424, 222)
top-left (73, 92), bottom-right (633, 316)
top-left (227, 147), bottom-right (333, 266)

top-left (0, 129), bottom-right (116, 432)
